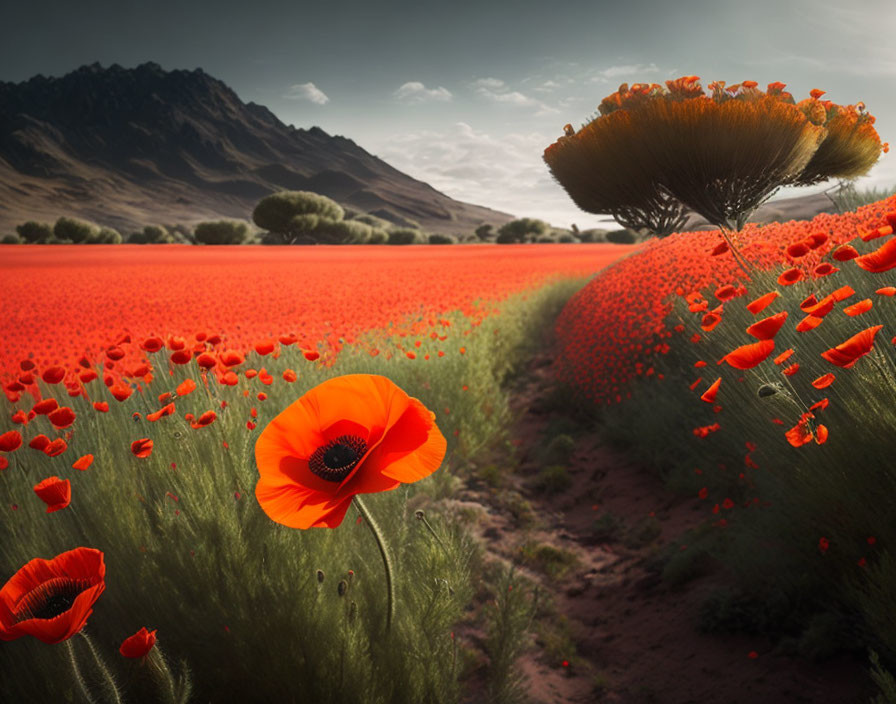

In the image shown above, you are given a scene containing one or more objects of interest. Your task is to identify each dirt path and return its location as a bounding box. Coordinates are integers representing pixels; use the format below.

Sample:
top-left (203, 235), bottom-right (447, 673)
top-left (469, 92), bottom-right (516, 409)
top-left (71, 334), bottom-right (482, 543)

top-left (453, 353), bottom-right (870, 704)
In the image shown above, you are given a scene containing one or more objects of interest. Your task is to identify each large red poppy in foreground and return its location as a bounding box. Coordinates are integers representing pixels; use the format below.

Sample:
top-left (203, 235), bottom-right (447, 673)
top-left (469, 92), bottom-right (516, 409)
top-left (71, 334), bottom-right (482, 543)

top-left (254, 374), bottom-right (446, 529)
top-left (0, 547), bottom-right (106, 644)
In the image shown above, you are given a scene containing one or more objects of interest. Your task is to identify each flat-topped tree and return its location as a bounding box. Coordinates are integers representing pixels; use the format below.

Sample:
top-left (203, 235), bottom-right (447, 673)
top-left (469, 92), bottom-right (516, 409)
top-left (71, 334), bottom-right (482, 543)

top-left (544, 78), bottom-right (887, 245)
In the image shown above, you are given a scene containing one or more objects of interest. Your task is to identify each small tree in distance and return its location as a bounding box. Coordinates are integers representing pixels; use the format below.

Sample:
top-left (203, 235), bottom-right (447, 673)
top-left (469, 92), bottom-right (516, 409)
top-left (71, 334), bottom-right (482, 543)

top-left (194, 220), bottom-right (251, 245)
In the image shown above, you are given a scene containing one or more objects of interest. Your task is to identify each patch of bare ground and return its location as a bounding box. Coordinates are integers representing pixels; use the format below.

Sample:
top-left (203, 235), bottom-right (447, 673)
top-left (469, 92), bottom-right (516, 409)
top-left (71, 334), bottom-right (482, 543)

top-left (450, 352), bottom-right (871, 704)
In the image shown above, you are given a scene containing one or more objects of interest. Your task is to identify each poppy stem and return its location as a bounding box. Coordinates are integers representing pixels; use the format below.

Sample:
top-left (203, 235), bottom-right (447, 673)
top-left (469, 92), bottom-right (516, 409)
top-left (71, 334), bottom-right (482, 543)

top-left (79, 631), bottom-right (124, 704)
top-left (718, 226), bottom-right (754, 280)
top-left (353, 495), bottom-right (394, 634)
top-left (146, 647), bottom-right (178, 704)
top-left (65, 638), bottom-right (98, 704)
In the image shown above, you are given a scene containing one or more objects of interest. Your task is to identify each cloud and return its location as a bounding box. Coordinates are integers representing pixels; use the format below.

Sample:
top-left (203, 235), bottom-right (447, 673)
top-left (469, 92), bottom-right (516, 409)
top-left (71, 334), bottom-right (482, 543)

top-left (371, 122), bottom-right (615, 230)
top-left (588, 63), bottom-right (661, 83)
top-left (473, 79), bottom-right (559, 115)
top-left (393, 82), bottom-right (453, 103)
top-left (283, 82), bottom-right (330, 105)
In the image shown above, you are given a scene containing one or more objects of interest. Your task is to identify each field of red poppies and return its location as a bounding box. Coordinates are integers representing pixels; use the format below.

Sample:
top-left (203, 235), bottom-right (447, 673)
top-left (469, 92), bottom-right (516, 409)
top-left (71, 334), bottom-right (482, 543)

top-left (0, 242), bottom-right (631, 703)
top-left (0, 243), bottom-right (634, 380)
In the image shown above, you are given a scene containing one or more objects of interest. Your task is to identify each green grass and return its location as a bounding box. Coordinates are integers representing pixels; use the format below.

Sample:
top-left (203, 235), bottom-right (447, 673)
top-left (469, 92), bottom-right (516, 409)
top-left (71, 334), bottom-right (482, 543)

top-left (0, 276), bottom-right (588, 703)
top-left (595, 246), bottom-right (896, 667)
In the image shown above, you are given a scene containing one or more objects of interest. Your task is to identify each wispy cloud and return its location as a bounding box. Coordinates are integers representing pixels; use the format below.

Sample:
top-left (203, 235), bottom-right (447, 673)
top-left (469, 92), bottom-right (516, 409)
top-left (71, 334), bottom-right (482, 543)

top-left (282, 82), bottom-right (330, 105)
top-left (393, 81), bottom-right (453, 103)
top-left (473, 78), bottom-right (559, 115)
top-left (587, 63), bottom-right (661, 83)
top-left (372, 122), bottom-right (615, 229)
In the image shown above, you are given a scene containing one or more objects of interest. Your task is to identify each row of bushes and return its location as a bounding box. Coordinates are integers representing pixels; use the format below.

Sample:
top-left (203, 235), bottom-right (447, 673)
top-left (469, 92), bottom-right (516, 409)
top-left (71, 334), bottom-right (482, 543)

top-left (1, 191), bottom-right (643, 246)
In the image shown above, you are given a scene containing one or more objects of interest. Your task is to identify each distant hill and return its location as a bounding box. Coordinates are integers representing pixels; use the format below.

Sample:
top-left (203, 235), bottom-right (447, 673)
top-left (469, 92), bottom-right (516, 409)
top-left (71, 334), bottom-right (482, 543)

top-left (0, 62), bottom-right (515, 235)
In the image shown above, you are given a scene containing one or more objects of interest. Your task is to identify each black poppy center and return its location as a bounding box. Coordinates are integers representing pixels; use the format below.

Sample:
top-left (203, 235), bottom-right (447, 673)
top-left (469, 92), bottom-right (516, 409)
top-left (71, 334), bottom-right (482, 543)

top-left (308, 435), bottom-right (367, 483)
top-left (14, 577), bottom-right (88, 623)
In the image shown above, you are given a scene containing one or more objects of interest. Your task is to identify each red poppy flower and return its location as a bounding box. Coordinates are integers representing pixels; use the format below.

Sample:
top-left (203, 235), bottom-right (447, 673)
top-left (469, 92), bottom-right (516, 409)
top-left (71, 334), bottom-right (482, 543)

top-left (131, 438), bottom-right (154, 458)
top-left (109, 384), bottom-right (133, 402)
top-left (283, 369), bottom-right (297, 383)
top-left (196, 353), bottom-right (217, 370)
top-left (146, 403), bottom-right (176, 422)
top-left (773, 348), bottom-right (794, 365)
top-left (255, 374), bottom-right (446, 529)
top-left (176, 378), bottom-right (197, 396)
top-left (32, 399), bottom-right (59, 415)
top-left (0, 548), bottom-right (105, 644)
top-left (782, 363), bottom-right (799, 376)
top-left (805, 232), bottom-right (828, 249)
top-left (72, 455), bottom-right (94, 471)
top-left (43, 439), bottom-right (68, 457)
top-left (254, 340), bottom-right (275, 356)
top-left (746, 291), bottom-right (779, 315)
top-left (48, 407), bottom-right (76, 429)
top-left (821, 325), bottom-right (883, 368)
top-left (33, 477), bottom-right (71, 513)
top-left (700, 377), bottom-right (721, 404)
top-left (0, 430), bottom-right (22, 453)
top-left (715, 285), bottom-right (737, 302)
top-left (777, 268), bottom-right (803, 286)
top-left (786, 242), bottom-right (810, 258)
top-left (29, 434), bottom-right (51, 451)
top-left (813, 263), bottom-right (838, 277)
top-left (170, 350), bottom-right (192, 365)
top-left (190, 411), bottom-right (217, 428)
top-left (746, 311), bottom-right (788, 340)
top-left (832, 244), bottom-right (859, 261)
top-left (41, 366), bottom-right (66, 385)
top-left (93, 401), bottom-right (110, 413)
top-left (701, 312), bottom-right (722, 332)
top-left (876, 287), bottom-right (896, 296)
top-left (119, 627), bottom-right (157, 658)
top-left (719, 340), bottom-right (775, 369)
top-left (811, 373), bottom-right (835, 389)
top-left (304, 350), bottom-right (320, 362)
top-left (843, 299), bottom-right (872, 317)
top-left (795, 315), bottom-right (824, 332)
top-left (141, 337), bottom-right (164, 353)
top-left (854, 237), bottom-right (896, 273)
top-left (220, 351), bottom-right (245, 367)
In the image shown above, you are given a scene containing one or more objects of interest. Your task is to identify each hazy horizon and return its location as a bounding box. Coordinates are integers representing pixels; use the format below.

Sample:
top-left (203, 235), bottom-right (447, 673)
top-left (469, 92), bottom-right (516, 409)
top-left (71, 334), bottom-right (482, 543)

top-left (2, 0), bottom-right (894, 229)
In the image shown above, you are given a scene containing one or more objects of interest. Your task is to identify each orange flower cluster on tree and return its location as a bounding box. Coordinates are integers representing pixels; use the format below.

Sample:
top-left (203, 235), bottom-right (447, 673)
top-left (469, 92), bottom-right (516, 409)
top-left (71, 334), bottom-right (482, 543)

top-left (544, 77), bottom-right (887, 234)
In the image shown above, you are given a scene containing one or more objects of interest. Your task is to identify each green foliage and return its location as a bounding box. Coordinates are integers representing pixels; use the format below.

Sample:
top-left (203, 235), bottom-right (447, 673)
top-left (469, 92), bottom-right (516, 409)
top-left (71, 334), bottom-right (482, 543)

top-left (532, 465), bottom-right (572, 496)
top-left (351, 213), bottom-right (392, 230)
top-left (475, 224), bottom-right (493, 241)
top-left (828, 181), bottom-right (896, 215)
top-left (130, 225), bottom-right (176, 244)
top-left (1, 234), bottom-right (22, 244)
top-left (869, 651), bottom-right (896, 704)
top-left (496, 218), bottom-right (549, 244)
top-left (366, 229), bottom-right (389, 244)
top-left (193, 220), bottom-right (251, 245)
top-left (428, 233), bottom-right (456, 245)
top-left (0, 276), bottom-right (589, 703)
top-left (252, 191), bottom-right (345, 241)
top-left (16, 221), bottom-right (54, 242)
top-left (482, 564), bottom-right (538, 704)
top-left (387, 228), bottom-right (424, 245)
top-left (54, 216), bottom-right (100, 243)
top-left (605, 228), bottom-right (640, 244)
top-left (88, 227), bottom-right (123, 244)
top-left (516, 541), bottom-right (578, 579)
top-left (538, 433), bottom-right (576, 466)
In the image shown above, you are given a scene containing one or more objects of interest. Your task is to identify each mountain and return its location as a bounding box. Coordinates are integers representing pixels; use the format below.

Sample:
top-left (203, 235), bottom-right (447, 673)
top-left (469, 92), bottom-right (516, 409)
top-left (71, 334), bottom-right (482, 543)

top-left (0, 62), bottom-right (515, 235)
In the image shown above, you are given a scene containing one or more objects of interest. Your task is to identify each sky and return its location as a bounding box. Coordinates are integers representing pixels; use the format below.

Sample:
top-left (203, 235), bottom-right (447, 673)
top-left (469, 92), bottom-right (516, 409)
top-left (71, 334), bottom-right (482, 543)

top-left (2, 0), bottom-right (895, 230)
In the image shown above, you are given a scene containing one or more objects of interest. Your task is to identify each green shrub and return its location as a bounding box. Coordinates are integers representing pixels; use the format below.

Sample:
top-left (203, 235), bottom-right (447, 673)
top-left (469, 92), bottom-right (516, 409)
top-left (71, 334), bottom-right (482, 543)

top-left (388, 228), bottom-right (424, 245)
top-left (53, 216), bottom-right (99, 243)
top-left (85, 227), bottom-right (123, 244)
top-left (253, 191), bottom-right (345, 242)
top-left (193, 220), bottom-right (251, 245)
top-left (532, 465), bottom-right (572, 496)
top-left (428, 233), bottom-right (456, 245)
top-left (1, 234), bottom-right (22, 244)
top-left (496, 218), bottom-right (549, 244)
top-left (130, 225), bottom-right (176, 244)
top-left (517, 541), bottom-right (578, 579)
top-left (475, 224), bottom-right (494, 241)
top-left (16, 221), bottom-right (53, 242)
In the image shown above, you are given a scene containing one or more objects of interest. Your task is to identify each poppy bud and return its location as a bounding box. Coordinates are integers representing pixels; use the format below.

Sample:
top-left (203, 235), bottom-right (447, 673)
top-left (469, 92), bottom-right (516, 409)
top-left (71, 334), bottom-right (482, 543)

top-left (316, 569), bottom-right (325, 583)
top-left (757, 383), bottom-right (780, 397)
top-left (337, 580), bottom-right (347, 597)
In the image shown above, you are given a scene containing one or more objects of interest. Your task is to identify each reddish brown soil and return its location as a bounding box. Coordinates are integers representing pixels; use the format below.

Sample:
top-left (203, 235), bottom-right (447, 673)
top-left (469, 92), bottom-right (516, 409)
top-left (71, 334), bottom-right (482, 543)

top-left (453, 353), bottom-right (870, 704)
